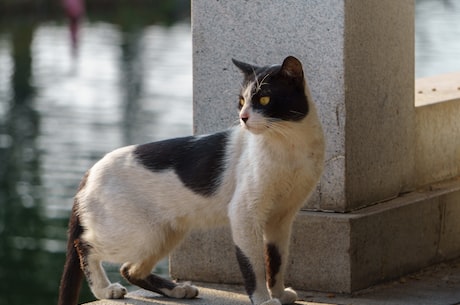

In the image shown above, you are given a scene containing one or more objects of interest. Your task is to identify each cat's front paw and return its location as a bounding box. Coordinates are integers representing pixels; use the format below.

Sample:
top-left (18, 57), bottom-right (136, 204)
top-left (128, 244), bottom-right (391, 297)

top-left (166, 283), bottom-right (199, 299)
top-left (278, 287), bottom-right (297, 304)
top-left (93, 283), bottom-right (127, 299)
top-left (260, 299), bottom-right (282, 305)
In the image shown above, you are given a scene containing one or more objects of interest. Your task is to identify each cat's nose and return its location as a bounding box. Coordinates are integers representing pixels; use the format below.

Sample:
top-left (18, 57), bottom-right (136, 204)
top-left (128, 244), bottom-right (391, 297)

top-left (240, 111), bottom-right (249, 124)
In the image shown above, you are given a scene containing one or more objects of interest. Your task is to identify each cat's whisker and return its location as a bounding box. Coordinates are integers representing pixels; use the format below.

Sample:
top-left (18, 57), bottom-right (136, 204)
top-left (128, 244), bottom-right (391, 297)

top-left (289, 110), bottom-right (306, 120)
top-left (257, 72), bottom-right (271, 92)
top-left (254, 72), bottom-right (271, 93)
top-left (231, 118), bottom-right (241, 127)
top-left (223, 88), bottom-right (235, 95)
top-left (254, 74), bottom-right (261, 92)
top-left (251, 66), bottom-right (258, 82)
top-left (266, 120), bottom-right (295, 139)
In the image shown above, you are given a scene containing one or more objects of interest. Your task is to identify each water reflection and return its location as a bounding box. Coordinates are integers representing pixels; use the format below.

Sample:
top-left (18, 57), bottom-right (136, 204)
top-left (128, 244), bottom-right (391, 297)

top-left (415, 0), bottom-right (460, 77)
top-left (0, 15), bottom-right (191, 305)
top-left (0, 21), bottom-right (52, 305)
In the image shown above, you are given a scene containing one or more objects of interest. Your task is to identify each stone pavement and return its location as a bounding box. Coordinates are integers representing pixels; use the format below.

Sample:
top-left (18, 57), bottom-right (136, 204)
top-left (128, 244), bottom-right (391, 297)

top-left (85, 257), bottom-right (460, 305)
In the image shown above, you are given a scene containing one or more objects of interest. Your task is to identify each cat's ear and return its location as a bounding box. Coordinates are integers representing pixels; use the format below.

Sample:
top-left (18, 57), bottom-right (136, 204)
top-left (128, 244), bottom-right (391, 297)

top-left (232, 58), bottom-right (259, 77)
top-left (280, 56), bottom-right (304, 80)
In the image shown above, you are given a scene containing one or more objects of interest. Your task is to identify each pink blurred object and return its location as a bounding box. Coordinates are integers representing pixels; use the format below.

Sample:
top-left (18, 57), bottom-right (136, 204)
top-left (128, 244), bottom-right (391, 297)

top-left (63, 0), bottom-right (85, 20)
top-left (62, 0), bottom-right (85, 56)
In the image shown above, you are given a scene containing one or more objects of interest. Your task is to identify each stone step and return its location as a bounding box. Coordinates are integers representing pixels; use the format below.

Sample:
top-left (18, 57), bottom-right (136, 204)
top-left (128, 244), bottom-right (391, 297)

top-left (85, 257), bottom-right (460, 305)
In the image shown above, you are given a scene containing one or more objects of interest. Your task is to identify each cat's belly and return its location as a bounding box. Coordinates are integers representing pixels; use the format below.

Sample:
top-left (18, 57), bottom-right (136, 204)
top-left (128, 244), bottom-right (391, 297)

top-left (77, 152), bottom-right (233, 255)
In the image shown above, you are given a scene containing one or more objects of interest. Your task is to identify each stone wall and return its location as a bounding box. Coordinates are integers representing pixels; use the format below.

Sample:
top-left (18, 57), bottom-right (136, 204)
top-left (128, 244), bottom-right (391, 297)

top-left (171, 0), bottom-right (460, 293)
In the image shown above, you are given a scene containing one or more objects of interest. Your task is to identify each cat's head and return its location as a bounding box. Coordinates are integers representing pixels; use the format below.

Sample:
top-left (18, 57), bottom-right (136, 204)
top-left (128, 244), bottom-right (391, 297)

top-left (232, 56), bottom-right (309, 135)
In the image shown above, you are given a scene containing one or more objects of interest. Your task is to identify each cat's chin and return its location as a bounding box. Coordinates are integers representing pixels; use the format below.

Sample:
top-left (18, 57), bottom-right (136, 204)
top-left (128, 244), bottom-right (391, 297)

top-left (241, 123), bottom-right (266, 135)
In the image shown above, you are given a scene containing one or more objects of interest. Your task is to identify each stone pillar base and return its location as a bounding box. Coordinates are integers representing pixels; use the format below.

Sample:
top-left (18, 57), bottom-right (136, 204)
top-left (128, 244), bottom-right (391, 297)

top-left (171, 179), bottom-right (460, 293)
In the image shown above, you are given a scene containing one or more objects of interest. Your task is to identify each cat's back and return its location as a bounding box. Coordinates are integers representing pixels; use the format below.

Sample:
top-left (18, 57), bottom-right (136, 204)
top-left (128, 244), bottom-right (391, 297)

top-left (77, 129), bottom-right (240, 229)
top-left (133, 130), bottom-right (232, 197)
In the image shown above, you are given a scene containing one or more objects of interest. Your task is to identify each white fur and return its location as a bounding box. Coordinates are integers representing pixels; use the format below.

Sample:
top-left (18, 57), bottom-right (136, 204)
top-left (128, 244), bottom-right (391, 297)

top-left (76, 74), bottom-right (325, 305)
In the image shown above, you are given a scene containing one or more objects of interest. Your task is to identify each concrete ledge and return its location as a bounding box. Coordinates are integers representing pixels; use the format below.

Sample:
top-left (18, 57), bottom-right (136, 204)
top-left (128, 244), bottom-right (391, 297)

top-left (349, 178), bottom-right (460, 290)
top-left (83, 286), bottom-right (250, 305)
top-left (171, 178), bottom-right (460, 293)
top-left (415, 72), bottom-right (460, 106)
top-left (415, 80), bottom-right (460, 186)
top-left (85, 257), bottom-right (460, 305)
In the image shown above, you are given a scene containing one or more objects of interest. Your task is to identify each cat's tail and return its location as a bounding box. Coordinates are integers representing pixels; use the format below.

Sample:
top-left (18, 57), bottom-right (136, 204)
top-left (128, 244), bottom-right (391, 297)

top-left (58, 173), bottom-right (89, 305)
top-left (58, 200), bottom-right (84, 305)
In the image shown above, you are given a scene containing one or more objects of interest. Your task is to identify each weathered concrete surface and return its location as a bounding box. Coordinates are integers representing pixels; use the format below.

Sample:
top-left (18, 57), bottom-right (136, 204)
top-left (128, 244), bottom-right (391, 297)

top-left (171, 179), bottom-right (460, 293)
top-left (192, 0), bottom-right (347, 211)
top-left (174, 0), bottom-right (460, 296)
top-left (192, 0), bottom-right (415, 212)
top-left (85, 256), bottom-right (460, 305)
top-left (415, 79), bottom-right (460, 186)
top-left (343, 0), bottom-right (415, 210)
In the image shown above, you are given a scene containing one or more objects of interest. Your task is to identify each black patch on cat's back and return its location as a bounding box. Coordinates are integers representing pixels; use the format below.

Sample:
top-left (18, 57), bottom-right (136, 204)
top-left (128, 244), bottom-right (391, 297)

top-left (133, 131), bottom-right (229, 197)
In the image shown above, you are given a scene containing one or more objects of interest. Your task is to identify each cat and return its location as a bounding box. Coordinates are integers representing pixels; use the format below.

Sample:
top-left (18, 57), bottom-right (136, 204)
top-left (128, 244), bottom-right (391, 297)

top-left (57, 56), bottom-right (325, 305)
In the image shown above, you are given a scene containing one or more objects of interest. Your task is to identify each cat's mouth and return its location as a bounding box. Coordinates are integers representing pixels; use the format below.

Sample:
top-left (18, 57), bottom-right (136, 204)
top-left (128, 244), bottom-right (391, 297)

top-left (241, 120), bottom-right (266, 135)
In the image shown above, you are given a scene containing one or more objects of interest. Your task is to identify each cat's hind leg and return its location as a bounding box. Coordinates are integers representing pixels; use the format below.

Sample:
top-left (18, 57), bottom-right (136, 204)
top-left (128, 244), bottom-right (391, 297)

top-left (76, 239), bottom-right (127, 299)
top-left (120, 260), bottom-right (198, 298)
top-left (120, 227), bottom-right (198, 299)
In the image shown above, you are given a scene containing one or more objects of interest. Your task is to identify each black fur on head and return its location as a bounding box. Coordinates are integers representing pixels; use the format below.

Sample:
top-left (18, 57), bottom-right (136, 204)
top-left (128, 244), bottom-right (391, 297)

top-left (232, 56), bottom-right (309, 122)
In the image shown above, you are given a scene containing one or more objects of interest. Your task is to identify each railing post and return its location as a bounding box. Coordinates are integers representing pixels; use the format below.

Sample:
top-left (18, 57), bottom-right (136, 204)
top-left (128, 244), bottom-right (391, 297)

top-left (171, 0), bottom-right (460, 293)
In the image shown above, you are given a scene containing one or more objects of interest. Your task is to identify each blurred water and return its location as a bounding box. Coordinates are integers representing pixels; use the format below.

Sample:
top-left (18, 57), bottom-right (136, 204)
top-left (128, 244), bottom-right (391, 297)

top-left (415, 0), bottom-right (460, 77)
top-left (0, 17), bottom-right (191, 305)
top-left (33, 22), bottom-right (192, 219)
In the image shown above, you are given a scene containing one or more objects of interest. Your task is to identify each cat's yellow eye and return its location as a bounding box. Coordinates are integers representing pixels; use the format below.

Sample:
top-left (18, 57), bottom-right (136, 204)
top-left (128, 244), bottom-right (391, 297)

top-left (239, 97), bottom-right (245, 106)
top-left (260, 96), bottom-right (270, 106)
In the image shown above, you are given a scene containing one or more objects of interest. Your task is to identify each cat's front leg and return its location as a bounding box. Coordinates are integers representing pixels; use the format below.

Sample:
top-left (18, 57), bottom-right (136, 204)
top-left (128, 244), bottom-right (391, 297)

top-left (230, 210), bottom-right (280, 305)
top-left (264, 211), bottom-right (298, 304)
top-left (264, 242), bottom-right (297, 304)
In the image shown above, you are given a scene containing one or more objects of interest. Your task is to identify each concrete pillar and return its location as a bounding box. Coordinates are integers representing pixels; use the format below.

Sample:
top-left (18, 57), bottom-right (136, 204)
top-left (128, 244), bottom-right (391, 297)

top-left (171, 0), bottom-right (460, 293)
top-left (192, 0), bottom-right (414, 212)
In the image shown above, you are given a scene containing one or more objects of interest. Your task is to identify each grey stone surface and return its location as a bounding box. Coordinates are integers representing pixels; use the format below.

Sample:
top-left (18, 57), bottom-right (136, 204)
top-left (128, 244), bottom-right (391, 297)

top-left (85, 257), bottom-right (460, 305)
top-left (343, 0), bottom-right (415, 210)
top-left (174, 0), bottom-right (460, 296)
top-left (349, 179), bottom-right (460, 291)
top-left (171, 227), bottom-right (241, 284)
top-left (83, 286), bottom-right (249, 305)
top-left (437, 186), bottom-right (460, 260)
top-left (171, 179), bottom-right (460, 293)
top-left (415, 98), bottom-right (460, 187)
top-left (192, 0), bottom-right (347, 210)
top-left (171, 213), bottom-right (353, 292)
top-left (192, 0), bottom-right (416, 212)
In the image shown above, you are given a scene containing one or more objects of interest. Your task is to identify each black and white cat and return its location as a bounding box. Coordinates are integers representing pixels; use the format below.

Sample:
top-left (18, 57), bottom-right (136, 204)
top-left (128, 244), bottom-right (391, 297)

top-left (58, 56), bottom-right (325, 305)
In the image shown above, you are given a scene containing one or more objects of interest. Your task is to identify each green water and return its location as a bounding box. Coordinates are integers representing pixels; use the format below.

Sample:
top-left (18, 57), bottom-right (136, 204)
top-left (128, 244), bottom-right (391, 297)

top-left (0, 2), bottom-right (191, 304)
